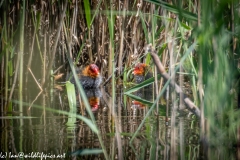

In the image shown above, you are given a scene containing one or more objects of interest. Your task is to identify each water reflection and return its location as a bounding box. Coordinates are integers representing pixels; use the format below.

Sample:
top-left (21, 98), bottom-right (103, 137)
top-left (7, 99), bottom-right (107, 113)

top-left (84, 88), bottom-right (102, 112)
top-left (0, 82), bottom-right (202, 159)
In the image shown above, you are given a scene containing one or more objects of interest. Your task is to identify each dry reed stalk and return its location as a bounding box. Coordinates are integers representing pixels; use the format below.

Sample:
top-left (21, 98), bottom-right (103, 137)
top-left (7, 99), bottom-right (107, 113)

top-left (118, 0), bottom-right (127, 77)
top-left (41, 32), bottom-right (47, 86)
top-left (28, 90), bottom-right (43, 110)
top-left (146, 44), bottom-right (201, 117)
top-left (2, 17), bottom-right (7, 109)
top-left (169, 27), bottom-right (178, 159)
top-left (28, 68), bottom-right (43, 91)
top-left (46, 1), bottom-right (68, 82)
top-left (26, 10), bottom-right (37, 85)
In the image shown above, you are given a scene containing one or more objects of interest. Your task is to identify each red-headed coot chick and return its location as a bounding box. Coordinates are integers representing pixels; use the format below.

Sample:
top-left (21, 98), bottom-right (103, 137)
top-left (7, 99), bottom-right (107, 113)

top-left (132, 63), bottom-right (152, 84)
top-left (69, 64), bottom-right (102, 89)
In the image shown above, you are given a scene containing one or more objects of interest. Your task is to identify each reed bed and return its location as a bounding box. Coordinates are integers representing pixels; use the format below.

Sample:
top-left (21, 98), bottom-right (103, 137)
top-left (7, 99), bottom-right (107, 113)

top-left (1, 0), bottom-right (240, 159)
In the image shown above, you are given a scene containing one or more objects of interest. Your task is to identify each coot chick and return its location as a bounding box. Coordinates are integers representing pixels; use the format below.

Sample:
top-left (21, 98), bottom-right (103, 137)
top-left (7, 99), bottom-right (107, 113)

top-left (68, 64), bottom-right (102, 89)
top-left (132, 63), bottom-right (152, 83)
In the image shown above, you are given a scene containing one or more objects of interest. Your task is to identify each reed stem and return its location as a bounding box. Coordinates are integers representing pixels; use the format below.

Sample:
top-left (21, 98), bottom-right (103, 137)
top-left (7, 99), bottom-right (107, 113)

top-left (19, 0), bottom-right (26, 113)
top-left (46, 1), bottom-right (68, 82)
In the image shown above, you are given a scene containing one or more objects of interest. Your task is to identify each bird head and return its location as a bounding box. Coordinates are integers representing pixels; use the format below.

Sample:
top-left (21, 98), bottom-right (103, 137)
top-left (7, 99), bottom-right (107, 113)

top-left (132, 63), bottom-right (147, 76)
top-left (83, 64), bottom-right (100, 78)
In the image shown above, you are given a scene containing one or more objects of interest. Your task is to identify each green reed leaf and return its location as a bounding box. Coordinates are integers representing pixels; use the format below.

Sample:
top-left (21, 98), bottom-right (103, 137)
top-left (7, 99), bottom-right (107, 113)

top-left (125, 93), bottom-right (153, 106)
top-left (66, 81), bottom-right (76, 109)
top-left (66, 81), bottom-right (77, 125)
top-left (70, 149), bottom-right (103, 156)
top-left (11, 100), bottom-right (99, 134)
top-left (83, 0), bottom-right (91, 29)
top-left (145, 0), bottom-right (198, 21)
top-left (140, 11), bottom-right (149, 43)
top-left (124, 74), bottom-right (161, 94)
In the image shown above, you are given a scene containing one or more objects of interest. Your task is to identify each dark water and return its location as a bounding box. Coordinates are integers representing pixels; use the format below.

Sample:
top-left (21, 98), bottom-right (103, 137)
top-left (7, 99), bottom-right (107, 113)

top-left (0, 84), bottom-right (200, 160)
